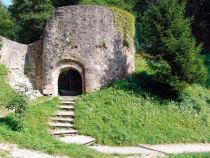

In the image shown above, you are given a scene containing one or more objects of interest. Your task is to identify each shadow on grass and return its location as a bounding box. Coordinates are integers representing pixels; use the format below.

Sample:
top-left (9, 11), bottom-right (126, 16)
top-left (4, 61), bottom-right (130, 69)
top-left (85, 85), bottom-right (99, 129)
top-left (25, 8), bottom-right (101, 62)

top-left (0, 115), bottom-right (21, 131)
top-left (112, 71), bottom-right (179, 100)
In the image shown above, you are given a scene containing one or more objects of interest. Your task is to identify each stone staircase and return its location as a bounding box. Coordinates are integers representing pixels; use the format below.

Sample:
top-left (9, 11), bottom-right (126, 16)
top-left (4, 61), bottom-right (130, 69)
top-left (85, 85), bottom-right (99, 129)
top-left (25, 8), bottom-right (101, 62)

top-left (49, 97), bottom-right (95, 146)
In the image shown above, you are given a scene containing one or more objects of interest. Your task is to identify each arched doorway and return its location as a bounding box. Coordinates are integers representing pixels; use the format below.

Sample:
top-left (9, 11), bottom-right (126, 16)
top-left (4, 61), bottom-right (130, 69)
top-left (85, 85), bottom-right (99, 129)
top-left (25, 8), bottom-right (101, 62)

top-left (58, 69), bottom-right (83, 96)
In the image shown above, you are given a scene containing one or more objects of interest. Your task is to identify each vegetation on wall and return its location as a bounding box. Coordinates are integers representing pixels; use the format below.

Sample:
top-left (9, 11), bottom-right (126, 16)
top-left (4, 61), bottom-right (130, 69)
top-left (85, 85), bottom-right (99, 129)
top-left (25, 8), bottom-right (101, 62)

top-left (78, 0), bottom-right (142, 50)
top-left (110, 7), bottom-right (135, 47)
top-left (141, 0), bottom-right (208, 91)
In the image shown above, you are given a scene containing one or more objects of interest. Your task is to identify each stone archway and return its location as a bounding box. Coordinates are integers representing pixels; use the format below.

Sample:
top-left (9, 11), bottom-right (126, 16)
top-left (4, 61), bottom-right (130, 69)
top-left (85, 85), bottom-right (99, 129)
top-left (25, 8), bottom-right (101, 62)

top-left (51, 60), bottom-right (85, 96)
top-left (58, 68), bottom-right (83, 96)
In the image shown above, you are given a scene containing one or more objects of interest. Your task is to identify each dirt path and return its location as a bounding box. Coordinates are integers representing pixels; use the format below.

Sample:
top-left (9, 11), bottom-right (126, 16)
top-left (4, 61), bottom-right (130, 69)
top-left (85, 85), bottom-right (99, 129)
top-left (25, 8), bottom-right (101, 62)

top-left (0, 143), bottom-right (68, 158)
top-left (91, 143), bottom-right (210, 157)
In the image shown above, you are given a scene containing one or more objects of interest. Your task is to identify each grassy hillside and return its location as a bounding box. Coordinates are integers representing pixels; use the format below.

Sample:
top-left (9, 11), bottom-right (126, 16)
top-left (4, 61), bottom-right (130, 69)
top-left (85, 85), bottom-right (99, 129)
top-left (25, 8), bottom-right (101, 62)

top-left (0, 64), bottom-right (16, 110)
top-left (0, 98), bottom-right (113, 158)
top-left (74, 55), bottom-right (210, 146)
top-left (0, 64), bottom-right (113, 158)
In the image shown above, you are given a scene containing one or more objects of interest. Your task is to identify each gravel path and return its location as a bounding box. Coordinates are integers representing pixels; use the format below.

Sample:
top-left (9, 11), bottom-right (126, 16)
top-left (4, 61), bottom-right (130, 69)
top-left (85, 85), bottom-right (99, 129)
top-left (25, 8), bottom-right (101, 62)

top-left (1, 142), bottom-right (210, 158)
top-left (90, 146), bottom-right (166, 158)
top-left (91, 143), bottom-right (210, 157)
top-left (142, 143), bottom-right (210, 154)
top-left (0, 143), bottom-right (68, 158)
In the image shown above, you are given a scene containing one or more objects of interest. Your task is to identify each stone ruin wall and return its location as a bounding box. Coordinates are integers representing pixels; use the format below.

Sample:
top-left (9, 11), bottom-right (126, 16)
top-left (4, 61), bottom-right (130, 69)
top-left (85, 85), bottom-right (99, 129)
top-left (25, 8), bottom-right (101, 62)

top-left (0, 5), bottom-right (136, 97)
top-left (42, 6), bottom-right (135, 96)
top-left (0, 37), bottom-right (42, 98)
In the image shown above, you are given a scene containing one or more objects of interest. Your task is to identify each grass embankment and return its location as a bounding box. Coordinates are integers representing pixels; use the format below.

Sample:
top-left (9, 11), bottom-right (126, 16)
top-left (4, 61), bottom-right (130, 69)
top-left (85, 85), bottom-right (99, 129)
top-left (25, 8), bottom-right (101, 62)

top-left (75, 55), bottom-right (210, 146)
top-left (0, 64), bottom-right (112, 158)
top-left (0, 65), bottom-right (15, 108)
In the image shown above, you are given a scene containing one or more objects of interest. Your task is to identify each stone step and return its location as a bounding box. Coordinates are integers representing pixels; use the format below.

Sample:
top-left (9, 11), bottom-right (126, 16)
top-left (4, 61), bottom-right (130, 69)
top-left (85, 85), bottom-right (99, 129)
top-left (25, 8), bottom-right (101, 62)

top-left (57, 135), bottom-right (96, 146)
top-left (60, 96), bottom-right (78, 101)
top-left (49, 122), bottom-right (73, 128)
top-left (50, 117), bottom-right (74, 122)
top-left (61, 101), bottom-right (75, 105)
top-left (58, 105), bottom-right (74, 110)
top-left (49, 129), bottom-right (78, 135)
top-left (55, 111), bottom-right (74, 117)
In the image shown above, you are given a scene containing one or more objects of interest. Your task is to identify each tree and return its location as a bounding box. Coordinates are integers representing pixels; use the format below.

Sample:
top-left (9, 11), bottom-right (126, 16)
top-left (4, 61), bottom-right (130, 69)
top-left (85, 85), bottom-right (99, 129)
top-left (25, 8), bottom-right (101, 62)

top-left (0, 1), bottom-right (15, 39)
top-left (186, 0), bottom-right (210, 51)
top-left (52, 0), bottom-right (80, 7)
top-left (142, 0), bottom-right (208, 89)
top-left (9, 0), bottom-right (54, 43)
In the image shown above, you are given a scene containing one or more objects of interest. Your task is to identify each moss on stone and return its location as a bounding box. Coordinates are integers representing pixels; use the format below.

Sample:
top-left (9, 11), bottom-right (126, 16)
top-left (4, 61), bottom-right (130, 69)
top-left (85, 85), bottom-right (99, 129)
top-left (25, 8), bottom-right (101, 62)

top-left (24, 65), bottom-right (33, 76)
top-left (109, 6), bottom-right (135, 47)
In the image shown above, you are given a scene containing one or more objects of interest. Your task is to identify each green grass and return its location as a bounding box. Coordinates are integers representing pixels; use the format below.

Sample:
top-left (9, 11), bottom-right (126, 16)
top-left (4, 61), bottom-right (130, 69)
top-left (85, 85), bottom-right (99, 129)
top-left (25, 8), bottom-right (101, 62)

top-left (0, 98), bottom-right (113, 158)
top-left (0, 64), bottom-right (113, 158)
top-left (0, 64), bottom-right (16, 110)
top-left (170, 153), bottom-right (210, 158)
top-left (74, 55), bottom-right (210, 146)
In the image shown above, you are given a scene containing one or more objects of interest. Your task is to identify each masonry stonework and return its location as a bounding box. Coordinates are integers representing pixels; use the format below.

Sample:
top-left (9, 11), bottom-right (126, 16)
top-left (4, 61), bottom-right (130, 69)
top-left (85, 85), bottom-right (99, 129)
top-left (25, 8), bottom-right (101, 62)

top-left (0, 5), bottom-right (135, 97)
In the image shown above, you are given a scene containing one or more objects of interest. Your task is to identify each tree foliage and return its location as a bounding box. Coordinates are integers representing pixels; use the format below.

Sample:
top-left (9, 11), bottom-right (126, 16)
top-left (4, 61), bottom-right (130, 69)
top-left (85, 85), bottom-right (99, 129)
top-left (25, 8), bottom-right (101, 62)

top-left (9, 0), bottom-right (54, 43)
top-left (0, 1), bottom-right (15, 39)
top-left (186, 0), bottom-right (210, 51)
top-left (52, 0), bottom-right (79, 7)
top-left (8, 0), bottom-right (143, 46)
top-left (142, 0), bottom-right (208, 89)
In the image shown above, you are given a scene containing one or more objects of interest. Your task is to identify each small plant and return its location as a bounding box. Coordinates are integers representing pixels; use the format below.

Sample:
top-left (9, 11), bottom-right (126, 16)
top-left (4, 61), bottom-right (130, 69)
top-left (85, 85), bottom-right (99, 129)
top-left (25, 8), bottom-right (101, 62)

top-left (5, 94), bottom-right (27, 117)
top-left (96, 42), bottom-right (108, 49)
top-left (24, 66), bottom-right (32, 76)
top-left (4, 93), bottom-right (28, 131)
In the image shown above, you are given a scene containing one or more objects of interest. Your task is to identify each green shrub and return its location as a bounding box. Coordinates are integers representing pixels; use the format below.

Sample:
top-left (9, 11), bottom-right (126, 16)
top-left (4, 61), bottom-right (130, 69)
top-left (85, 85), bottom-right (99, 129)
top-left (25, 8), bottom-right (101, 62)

top-left (5, 94), bottom-right (27, 117)
top-left (0, 64), bottom-right (28, 131)
top-left (141, 0), bottom-right (208, 90)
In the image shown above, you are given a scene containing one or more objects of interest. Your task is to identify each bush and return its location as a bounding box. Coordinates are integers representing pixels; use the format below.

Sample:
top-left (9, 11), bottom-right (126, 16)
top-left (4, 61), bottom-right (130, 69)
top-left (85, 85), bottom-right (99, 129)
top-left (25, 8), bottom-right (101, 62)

top-left (4, 93), bottom-right (28, 131)
top-left (0, 64), bottom-right (27, 130)
top-left (142, 0), bottom-right (208, 90)
top-left (5, 94), bottom-right (27, 117)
